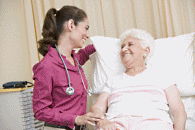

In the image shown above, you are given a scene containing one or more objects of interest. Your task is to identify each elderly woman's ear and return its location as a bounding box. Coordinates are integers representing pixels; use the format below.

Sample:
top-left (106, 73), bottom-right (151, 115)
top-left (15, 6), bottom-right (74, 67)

top-left (144, 47), bottom-right (150, 58)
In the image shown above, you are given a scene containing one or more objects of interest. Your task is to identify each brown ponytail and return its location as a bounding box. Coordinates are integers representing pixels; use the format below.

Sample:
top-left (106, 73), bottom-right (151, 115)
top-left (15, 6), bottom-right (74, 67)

top-left (38, 8), bottom-right (57, 56)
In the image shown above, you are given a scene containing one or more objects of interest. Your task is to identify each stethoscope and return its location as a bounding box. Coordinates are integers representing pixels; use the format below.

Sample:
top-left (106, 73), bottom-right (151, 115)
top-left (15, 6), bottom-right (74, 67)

top-left (55, 44), bottom-right (92, 96)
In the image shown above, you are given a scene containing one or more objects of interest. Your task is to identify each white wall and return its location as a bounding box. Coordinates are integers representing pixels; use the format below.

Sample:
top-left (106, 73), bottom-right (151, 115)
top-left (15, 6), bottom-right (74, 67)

top-left (0, 0), bottom-right (33, 87)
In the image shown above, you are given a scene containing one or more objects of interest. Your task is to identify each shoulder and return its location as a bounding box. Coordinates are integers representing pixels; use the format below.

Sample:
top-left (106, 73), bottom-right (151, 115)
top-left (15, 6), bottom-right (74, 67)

top-left (106, 73), bottom-right (125, 88)
top-left (85, 44), bottom-right (96, 50)
top-left (109, 73), bottom-right (124, 82)
top-left (115, 73), bottom-right (125, 78)
top-left (33, 56), bottom-right (54, 75)
top-left (147, 65), bottom-right (176, 90)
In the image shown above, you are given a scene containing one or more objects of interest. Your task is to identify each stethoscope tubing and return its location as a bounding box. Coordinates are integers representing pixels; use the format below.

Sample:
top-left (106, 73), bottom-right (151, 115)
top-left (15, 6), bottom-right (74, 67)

top-left (55, 44), bottom-right (72, 88)
top-left (55, 44), bottom-right (92, 96)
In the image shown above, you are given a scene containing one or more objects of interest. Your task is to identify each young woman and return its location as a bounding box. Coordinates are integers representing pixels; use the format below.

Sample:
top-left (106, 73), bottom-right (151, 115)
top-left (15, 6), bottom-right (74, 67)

top-left (33, 5), bottom-right (103, 130)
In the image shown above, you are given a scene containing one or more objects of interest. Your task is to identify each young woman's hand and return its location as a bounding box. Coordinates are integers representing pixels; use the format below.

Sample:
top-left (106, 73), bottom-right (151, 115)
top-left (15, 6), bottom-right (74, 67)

top-left (75, 112), bottom-right (104, 126)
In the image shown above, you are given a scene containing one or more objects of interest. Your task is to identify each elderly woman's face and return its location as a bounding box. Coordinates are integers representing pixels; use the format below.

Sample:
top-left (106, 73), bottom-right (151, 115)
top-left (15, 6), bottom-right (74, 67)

top-left (120, 37), bottom-right (146, 67)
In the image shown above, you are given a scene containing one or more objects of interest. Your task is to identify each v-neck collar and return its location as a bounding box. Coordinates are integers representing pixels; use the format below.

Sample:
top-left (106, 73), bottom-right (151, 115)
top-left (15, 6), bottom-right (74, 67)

top-left (47, 45), bottom-right (79, 72)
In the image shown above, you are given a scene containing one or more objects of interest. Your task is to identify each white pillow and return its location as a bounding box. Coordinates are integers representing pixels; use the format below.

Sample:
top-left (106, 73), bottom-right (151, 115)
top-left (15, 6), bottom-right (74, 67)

top-left (147, 32), bottom-right (195, 96)
top-left (90, 36), bottom-right (125, 94)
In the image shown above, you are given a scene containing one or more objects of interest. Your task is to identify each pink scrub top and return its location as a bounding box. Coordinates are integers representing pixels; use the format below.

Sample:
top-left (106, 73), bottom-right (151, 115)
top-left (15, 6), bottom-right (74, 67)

top-left (32, 44), bottom-right (96, 129)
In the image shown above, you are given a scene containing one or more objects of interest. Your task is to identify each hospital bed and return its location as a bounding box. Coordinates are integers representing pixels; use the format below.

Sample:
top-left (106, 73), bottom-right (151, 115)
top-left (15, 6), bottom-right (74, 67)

top-left (89, 32), bottom-right (195, 130)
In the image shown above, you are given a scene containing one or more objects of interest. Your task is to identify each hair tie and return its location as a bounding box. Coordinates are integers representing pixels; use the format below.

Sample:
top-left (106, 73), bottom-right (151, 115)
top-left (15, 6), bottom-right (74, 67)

top-left (54, 9), bottom-right (58, 17)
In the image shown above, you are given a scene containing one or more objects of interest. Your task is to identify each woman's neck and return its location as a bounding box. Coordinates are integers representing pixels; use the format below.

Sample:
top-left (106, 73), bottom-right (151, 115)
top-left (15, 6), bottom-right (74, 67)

top-left (125, 63), bottom-right (146, 76)
top-left (57, 44), bottom-right (72, 58)
top-left (56, 35), bottom-right (76, 66)
top-left (57, 35), bottom-right (73, 58)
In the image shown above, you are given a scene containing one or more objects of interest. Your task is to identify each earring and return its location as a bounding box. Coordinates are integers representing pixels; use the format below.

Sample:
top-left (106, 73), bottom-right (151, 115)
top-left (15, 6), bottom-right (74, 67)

top-left (144, 54), bottom-right (147, 58)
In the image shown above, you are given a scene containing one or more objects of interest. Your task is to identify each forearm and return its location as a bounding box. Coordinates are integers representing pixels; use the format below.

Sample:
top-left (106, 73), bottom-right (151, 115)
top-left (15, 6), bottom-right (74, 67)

top-left (173, 110), bottom-right (187, 130)
top-left (90, 92), bottom-right (110, 127)
top-left (165, 85), bottom-right (187, 130)
top-left (90, 105), bottom-right (107, 127)
top-left (78, 44), bottom-right (96, 65)
top-left (90, 92), bottom-right (109, 117)
top-left (90, 105), bottom-right (105, 118)
top-left (90, 107), bottom-right (112, 129)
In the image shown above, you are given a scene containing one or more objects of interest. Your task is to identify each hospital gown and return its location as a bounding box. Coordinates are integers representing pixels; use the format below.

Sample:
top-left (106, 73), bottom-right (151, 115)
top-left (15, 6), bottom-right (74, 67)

top-left (101, 66), bottom-right (175, 130)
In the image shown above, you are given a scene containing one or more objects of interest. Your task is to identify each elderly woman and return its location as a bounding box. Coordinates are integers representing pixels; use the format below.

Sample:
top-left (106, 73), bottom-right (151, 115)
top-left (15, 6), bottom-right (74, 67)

top-left (90, 28), bottom-right (187, 130)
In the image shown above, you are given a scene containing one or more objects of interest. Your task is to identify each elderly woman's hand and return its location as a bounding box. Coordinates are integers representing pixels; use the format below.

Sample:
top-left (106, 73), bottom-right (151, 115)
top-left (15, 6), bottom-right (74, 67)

top-left (75, 112), bottom-right (104, 126)
top-left (96, 119), bottom-right (119, 130)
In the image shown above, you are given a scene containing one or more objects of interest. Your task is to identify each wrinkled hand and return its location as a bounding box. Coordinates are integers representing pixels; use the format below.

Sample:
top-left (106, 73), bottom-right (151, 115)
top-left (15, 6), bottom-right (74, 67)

top-left (75, 112), bottom-right (104, 126)
top-left (97, 119), bottom-right (119, 130)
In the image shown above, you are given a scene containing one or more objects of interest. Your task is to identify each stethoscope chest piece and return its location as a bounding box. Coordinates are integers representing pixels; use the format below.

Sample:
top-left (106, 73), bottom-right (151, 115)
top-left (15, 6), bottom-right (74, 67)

top-left (66, 87), bottom-right (74, 95)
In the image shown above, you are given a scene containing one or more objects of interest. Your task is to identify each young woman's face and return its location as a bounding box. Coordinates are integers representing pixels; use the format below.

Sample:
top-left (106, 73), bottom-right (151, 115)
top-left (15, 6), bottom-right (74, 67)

top-left (71, 18), bottom-right (90, 48)
top-left (120, 36), bottom-right (146, 67)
